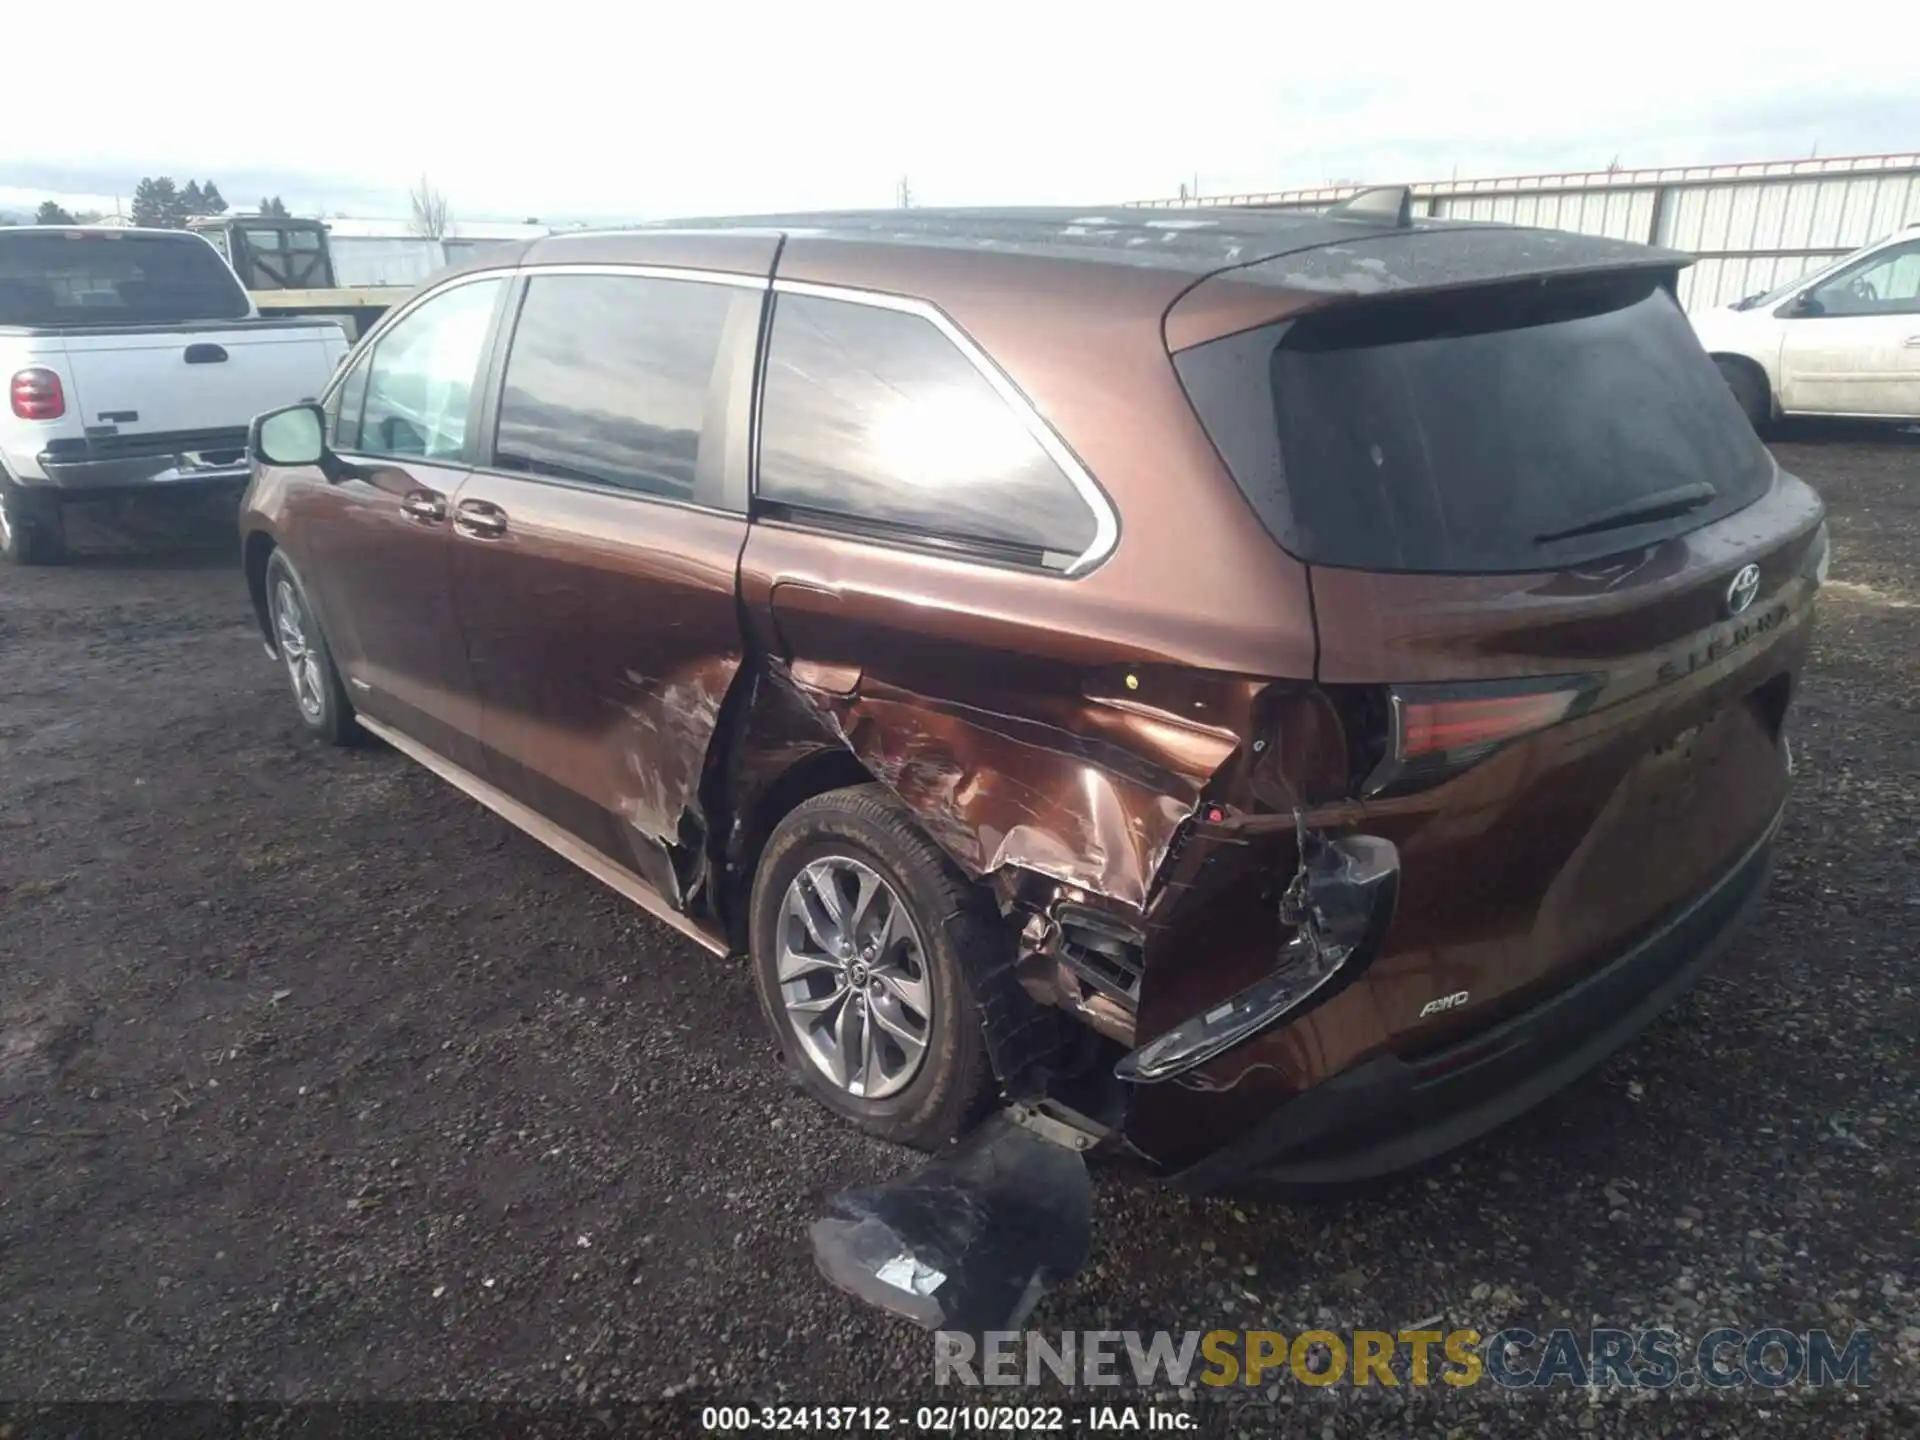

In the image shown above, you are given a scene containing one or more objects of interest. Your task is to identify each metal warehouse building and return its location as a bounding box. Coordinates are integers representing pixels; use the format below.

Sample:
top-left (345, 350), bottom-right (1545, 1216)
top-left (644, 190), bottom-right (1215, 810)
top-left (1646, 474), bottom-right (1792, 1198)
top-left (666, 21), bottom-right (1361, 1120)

top-left (1128, 152), bottom-right (1920, 312)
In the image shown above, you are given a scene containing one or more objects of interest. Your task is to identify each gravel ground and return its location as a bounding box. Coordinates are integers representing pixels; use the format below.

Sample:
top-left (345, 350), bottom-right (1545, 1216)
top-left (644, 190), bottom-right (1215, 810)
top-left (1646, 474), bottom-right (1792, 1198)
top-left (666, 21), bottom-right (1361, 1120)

top-left (1, 431), bottom-right (1915, 1438)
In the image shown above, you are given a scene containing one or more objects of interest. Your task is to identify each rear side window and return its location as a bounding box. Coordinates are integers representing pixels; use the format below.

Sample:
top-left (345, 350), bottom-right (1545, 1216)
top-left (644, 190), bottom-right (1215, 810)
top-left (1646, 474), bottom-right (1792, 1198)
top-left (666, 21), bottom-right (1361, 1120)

top-left (756, 293), bottom-right (1099, 569)
top-left (492, 274), bottom-right (734, 503)
top-left (0, 231), bottom-right (250, 327)
top-left (1178, 277), bottom-right (1776, 573)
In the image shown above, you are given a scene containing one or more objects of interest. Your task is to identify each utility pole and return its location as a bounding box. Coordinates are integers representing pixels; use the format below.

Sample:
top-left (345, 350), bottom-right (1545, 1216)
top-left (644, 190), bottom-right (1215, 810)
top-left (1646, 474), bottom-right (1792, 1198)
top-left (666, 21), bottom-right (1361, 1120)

top-left (897, 175), bottom-right (913, 209)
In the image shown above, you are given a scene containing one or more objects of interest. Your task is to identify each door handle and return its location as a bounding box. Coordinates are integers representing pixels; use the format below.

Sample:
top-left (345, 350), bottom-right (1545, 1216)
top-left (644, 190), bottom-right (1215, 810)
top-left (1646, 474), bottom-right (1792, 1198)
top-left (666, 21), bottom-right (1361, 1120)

top-left (454, 498), bottom-right (508, 539)
top-left (400, 490), bottom-right (446, 524)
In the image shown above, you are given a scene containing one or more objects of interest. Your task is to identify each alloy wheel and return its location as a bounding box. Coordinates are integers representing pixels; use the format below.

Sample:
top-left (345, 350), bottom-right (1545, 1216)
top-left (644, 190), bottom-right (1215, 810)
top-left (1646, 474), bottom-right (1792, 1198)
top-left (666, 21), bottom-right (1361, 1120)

top-left (272, 578), bottom-right (326, 722)
top-left (777, 855), bottom-right (933, 1100)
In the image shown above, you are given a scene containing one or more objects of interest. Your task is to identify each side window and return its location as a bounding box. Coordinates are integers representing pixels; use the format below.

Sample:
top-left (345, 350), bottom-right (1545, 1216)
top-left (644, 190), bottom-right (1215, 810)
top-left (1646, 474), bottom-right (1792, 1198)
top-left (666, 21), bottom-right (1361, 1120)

top-left (492, 274), bottom-right (734, 503)
top-left (327, 352), bottom-right (371, 450)
top-left (1811, 242), bottom-right (1920, 317)
top-left (756, 293), bottom-right (1101, 568)
top-left (358, 277), bottom-right (504, 461)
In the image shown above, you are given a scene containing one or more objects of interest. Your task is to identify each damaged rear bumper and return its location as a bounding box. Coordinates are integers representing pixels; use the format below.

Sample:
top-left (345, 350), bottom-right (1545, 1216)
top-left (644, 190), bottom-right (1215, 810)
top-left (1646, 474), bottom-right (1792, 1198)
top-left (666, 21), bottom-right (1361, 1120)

top-left (1116, 832), bottom-right (1399, 1083)
top-left (1169, 805), bottom-right (1782, 1193)
top-left (810, 1112), bottom-right (1093, 1334)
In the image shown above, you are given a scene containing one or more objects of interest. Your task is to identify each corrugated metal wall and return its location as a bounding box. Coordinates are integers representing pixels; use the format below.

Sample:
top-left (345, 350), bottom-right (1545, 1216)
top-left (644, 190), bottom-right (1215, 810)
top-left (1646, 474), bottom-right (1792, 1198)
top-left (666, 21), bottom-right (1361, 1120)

top-left (1128, 154), bottom-right (1920, 311)
top-left (1659, 167), bottom-right (1920, 308)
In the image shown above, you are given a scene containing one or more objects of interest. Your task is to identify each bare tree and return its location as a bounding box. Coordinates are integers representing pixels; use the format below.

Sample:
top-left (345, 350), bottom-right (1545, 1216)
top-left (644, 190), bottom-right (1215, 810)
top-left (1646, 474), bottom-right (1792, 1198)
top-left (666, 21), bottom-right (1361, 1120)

top-left (408, 174), bottom-right (451, 239)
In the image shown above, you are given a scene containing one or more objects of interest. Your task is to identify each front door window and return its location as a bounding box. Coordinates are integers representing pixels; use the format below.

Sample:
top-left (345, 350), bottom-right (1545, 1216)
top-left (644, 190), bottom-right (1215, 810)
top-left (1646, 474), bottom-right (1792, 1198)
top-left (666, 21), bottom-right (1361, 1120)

top-left (355, 278), bottom-right (504, 461)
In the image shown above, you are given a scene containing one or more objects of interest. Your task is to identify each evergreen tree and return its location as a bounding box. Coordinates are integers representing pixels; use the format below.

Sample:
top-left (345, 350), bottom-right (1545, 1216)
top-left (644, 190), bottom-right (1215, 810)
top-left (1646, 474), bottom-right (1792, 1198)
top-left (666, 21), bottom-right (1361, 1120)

top-left (131, 176), bottom-right (183, 227)
top-left (182, 180), bottom-right (205, 216)
top-left (201, 182), bottom-right (228, 215)
top-left (131, 177), bottom-right (163, 227)
top-left (35, 200), bottom-right (77, 225)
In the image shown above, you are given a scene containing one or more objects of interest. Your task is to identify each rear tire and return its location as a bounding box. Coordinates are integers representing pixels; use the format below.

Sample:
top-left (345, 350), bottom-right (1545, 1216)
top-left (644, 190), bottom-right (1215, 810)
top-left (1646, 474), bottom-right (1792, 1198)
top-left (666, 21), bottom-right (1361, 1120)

top-left (1715, 357), bottom-right (1772, 434)
top-left (0, 489), bottom-right (65, 566)
top-left (748, 784), bottom-right (1000, 1149)
top-left (264, 550), bottom-right (359, 746)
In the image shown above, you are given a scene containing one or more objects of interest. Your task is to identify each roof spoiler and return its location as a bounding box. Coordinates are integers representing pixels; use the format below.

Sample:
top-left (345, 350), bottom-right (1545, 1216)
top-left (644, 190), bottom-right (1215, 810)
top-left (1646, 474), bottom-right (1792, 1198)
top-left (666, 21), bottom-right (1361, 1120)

top-left (1326, 184), bottom-right (1415, 228)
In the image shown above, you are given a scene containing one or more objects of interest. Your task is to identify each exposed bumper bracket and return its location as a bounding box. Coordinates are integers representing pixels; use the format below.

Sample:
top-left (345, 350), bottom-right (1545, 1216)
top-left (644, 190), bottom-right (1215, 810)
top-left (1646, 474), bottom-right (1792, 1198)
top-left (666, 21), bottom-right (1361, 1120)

top-left (1115, 833), bottom-right (1400, 1084)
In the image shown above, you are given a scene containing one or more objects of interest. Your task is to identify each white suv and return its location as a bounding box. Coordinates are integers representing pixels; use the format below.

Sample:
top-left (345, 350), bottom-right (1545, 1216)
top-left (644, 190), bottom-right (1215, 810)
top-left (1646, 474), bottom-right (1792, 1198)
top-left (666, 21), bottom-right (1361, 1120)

top-left (1691, 224), bottom-right (1920, 428)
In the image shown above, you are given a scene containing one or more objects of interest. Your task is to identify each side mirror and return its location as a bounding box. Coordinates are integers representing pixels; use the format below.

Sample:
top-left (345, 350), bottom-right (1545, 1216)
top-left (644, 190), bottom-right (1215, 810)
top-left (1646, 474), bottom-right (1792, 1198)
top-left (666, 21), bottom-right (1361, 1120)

top-left (249, 402), bottom-right (327, 468)
top-left (1783, 290), bottom-right (1824, 318)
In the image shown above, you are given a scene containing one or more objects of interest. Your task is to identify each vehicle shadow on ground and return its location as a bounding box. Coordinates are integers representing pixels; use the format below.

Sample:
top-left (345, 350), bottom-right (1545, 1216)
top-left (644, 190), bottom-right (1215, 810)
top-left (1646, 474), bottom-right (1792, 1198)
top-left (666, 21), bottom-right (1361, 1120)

top-left (1771, 417), bottom-right (1920, 445)
top-left (52, 499), bottom-right (242, 570)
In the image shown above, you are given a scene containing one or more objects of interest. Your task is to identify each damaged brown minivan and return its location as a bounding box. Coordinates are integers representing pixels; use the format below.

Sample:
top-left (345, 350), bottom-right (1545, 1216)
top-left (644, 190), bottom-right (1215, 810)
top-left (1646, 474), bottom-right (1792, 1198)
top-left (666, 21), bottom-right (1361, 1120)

top-left (241, 192), bottom-right (1824, 1324)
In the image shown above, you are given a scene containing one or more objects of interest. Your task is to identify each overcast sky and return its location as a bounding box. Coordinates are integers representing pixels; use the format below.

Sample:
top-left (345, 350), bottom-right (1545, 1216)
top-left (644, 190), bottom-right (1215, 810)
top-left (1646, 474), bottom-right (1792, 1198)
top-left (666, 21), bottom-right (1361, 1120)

top-left (5, 0), bottom-right (1917, 224)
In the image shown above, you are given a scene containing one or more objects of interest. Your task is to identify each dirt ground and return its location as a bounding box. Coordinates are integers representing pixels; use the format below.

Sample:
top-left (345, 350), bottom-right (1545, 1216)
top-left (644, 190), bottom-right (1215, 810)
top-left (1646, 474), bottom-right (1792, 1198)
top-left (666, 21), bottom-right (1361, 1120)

top-left (1, 432), bottom-right (1915, 1437)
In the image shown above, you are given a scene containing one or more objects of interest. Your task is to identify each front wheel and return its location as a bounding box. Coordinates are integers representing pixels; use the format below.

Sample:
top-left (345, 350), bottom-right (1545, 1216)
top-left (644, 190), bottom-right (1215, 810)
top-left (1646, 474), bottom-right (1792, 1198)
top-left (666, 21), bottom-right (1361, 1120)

top-left (265, 550), bottom-right (358, 746)
top-left (748, 784), bottom-right (1000, 1149)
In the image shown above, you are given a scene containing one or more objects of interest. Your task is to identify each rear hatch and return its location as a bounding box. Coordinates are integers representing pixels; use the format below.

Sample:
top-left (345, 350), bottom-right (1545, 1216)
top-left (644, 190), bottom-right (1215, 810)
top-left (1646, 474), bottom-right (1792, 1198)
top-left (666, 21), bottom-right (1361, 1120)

top-left (1175, 264), bottom-right (1825, 1054)
top-left (1, 228), bottom-right (341, 444)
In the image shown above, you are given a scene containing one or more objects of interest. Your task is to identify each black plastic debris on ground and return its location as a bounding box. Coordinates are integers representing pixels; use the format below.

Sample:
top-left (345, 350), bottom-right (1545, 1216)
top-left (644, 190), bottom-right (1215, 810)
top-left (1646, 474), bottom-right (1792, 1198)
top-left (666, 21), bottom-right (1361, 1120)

top-left (809, 1113), bottom-right (1092, 1333)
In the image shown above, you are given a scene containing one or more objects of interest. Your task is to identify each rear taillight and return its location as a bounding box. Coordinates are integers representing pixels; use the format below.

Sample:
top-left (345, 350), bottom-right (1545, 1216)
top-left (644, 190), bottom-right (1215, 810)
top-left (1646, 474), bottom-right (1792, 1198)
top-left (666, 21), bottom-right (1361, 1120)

top-left (1802, 521), bottom-right (1831, 588)
top-left (10, 368), bottom-right (65, 420)
top-left (1398, 690), bottom-right (1578, 758)
top-left (1361, 678), bottom-right (1598, 797)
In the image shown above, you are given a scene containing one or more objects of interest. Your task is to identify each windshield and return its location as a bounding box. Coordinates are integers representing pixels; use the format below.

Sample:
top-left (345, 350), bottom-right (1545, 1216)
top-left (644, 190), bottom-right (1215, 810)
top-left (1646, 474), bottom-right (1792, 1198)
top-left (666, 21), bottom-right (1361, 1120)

top-left (0, 230), bottom-right (251, 327)
top-left (1735, 274), bottom-right (1809, 309)
top-left (1732, 258), bottom-right (1845, 310)
top-left (1178, 275), bottom-right (1777, 574)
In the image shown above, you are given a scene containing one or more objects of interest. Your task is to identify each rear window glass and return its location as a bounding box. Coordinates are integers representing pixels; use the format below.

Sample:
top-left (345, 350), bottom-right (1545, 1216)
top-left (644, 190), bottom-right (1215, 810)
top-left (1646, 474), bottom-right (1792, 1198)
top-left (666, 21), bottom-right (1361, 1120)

top-left (0, 231), bottom-right (250, 327)
top-left (238, 226), bottom-right (332, 289)
top-left (1178, 277), bottom-right (1776, 573)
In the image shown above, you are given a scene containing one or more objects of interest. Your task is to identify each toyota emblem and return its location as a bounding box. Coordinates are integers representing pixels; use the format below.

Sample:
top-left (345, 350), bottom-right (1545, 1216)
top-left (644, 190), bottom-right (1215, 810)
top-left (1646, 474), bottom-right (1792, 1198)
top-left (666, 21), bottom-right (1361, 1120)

top-left (1725, 563), bottom-right (1761, 617)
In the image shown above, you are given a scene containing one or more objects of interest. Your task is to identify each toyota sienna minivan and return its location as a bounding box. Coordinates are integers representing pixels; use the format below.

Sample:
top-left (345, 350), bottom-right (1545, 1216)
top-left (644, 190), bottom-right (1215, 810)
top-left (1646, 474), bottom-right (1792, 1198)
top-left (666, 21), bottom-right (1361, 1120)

top-left (240, 195), bottom-right (1826, 1191)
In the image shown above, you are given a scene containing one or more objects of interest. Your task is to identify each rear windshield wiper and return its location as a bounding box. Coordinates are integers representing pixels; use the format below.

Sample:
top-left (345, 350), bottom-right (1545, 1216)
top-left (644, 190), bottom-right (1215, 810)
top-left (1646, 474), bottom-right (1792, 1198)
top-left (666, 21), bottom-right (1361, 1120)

top-left (1534, 482), bottom-right (1717, 544)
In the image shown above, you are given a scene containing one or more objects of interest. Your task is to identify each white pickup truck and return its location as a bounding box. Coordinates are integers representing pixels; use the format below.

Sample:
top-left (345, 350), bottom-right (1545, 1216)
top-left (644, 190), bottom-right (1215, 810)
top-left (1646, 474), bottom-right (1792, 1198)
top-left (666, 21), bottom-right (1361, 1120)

top-left (1, 226), bottom-right (348, 564)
